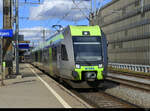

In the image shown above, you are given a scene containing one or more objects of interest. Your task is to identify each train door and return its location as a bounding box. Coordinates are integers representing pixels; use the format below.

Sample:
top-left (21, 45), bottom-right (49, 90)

top-left (58, 44), bottom-right (70, 79)
top-left (52, 46), bottom-right (59, 75)
top-left (57, 45), bottom-right (61, 69)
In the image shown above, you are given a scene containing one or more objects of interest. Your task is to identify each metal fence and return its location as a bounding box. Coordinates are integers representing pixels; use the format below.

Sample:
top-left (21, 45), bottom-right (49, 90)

top-left (109, 63), bottom-right (150, 73)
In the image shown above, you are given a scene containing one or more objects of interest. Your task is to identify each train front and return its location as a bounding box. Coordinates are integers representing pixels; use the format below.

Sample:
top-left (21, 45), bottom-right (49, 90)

top-left (71, 26), bottom-right (107, 88)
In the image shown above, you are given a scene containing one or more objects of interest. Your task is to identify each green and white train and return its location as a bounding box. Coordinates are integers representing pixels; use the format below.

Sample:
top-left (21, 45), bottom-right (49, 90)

top-left (31, 25), bottom-right (108, 88)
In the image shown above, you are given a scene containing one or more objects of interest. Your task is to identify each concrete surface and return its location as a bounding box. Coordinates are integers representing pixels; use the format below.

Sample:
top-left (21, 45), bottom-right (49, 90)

top-left (0, 63), bottom-right (91, 108)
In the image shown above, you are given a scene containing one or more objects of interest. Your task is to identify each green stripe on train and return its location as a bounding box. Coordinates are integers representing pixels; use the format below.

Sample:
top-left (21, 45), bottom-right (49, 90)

top-left (47, 34), bottom-right (64, 44)
top-left (70, 25), bottom-right (101, 36)
top-left (75, 66), bottom-right (104, 80)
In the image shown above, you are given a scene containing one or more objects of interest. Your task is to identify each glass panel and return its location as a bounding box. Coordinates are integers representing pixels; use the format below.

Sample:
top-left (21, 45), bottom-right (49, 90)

top-left (73, 37), bottom-right (102, 62)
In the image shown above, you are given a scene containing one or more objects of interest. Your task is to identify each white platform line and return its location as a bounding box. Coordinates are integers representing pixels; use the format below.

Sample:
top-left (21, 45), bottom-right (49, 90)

top-left (27, 64), bottom-right (71, 108)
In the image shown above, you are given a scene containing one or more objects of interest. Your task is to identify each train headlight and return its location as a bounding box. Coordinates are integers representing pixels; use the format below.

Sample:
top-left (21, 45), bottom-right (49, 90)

top-left (76, 64), bottom-right (80, 69)
top-left (98, 64), bottom-right (103, 68)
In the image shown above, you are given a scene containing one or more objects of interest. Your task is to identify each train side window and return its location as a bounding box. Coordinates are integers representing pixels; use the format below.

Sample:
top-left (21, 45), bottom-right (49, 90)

top-left (61, 45), bottom-right (68, 61)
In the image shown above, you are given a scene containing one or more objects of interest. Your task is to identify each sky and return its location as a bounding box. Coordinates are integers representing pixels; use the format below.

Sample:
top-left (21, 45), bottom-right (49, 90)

top-left (0, 0), bottom-right (112, 46)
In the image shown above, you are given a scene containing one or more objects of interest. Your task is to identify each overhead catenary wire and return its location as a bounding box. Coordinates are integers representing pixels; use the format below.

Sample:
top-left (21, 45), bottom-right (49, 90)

top-left (72, 0), bottom-right (90, 21)
top-left (55, 0), bottom-right (91, 25)
top-left (81, 1), bottom-right (91, 13)
top-left (55, 0), bottom-right (85, 26)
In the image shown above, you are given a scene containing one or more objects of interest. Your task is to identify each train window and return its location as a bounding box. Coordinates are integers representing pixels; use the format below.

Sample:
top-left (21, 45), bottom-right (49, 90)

top-left (35, 52), bottom-right (38, 62)
top-left (52, 47), bottom-right (57, 60)
top-left (43, 50), bottom-right (49, 63)
top-left (61, 45), bottom-right (68, 61)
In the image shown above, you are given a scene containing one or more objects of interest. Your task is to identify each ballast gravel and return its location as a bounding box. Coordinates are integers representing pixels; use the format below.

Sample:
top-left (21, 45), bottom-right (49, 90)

top-left (103, 81), bottom-right (150, 108)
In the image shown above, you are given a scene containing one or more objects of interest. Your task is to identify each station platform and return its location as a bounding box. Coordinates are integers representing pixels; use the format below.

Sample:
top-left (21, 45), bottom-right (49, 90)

top-left (0, 63), bottom-right (92, 108)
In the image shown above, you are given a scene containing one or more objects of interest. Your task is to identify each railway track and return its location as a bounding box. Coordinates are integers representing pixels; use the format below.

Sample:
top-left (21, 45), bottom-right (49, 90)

top-left (106, 73), bottom-right (150, 92)
top-left (58, 80), bottom-right (140, 108)
top-left (71, 89), bottom-right (139, 108)
top-left (108, 71), bottom-right (150, 79)
top-left (31, 64), bottom-right (143, 108)
top-left (56, 77), bottom-right (140, 108)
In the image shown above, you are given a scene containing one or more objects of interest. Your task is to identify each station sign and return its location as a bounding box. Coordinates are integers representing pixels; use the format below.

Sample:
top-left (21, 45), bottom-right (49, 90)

top-left (19, 43), bottom-right (29, 49)
top-left (0, 29), bottom-right (13, 37)
top-left (19, 41), bottom-right (30, 43)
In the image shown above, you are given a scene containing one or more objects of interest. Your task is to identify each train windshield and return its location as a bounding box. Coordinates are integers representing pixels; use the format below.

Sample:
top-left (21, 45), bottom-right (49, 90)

top-left (73, 37), bottom-right (102, 62)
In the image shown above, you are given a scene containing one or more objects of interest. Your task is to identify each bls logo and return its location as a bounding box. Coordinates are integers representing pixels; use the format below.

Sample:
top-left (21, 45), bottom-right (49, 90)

top-left (85, 67), bottom-right (95, 70)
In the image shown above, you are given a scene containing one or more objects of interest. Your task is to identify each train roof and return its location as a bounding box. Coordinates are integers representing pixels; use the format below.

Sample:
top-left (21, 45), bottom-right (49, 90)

top-left (70, 25), bottom-right (101, 36)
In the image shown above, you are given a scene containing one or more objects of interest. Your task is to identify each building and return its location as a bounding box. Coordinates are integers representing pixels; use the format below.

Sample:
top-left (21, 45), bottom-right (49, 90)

top-left (90, 0), bottom-right (150, 65)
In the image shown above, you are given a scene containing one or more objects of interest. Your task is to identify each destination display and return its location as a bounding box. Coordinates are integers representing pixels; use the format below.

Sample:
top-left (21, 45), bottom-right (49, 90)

top-left (72, 36), bottom-right (101, 42)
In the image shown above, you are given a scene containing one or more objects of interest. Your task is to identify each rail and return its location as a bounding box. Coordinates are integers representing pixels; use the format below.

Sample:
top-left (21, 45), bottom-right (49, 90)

top-left (109, 63), bottom-right (150, 73)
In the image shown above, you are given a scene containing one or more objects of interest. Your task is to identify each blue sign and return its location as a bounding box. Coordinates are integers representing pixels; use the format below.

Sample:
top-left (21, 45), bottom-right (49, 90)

top-left (0, 29), bottom-right (13, 37)
top-left (19, 43), bottom-right (29, 49)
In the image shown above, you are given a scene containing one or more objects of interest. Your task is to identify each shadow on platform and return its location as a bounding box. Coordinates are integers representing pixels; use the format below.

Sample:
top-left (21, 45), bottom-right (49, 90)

top-left (12, 79), bottom-right (36, 85)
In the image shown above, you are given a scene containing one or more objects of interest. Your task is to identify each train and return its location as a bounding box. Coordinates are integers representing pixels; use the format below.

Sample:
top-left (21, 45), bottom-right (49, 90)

top-left (30, 25), bottom-right (108, 88)
top-left (22, 52), bottom-right (32, 63)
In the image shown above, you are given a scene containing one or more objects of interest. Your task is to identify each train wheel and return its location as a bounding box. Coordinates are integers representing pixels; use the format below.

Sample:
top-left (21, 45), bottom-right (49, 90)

top-left (87, 80), bottom-right (103, 88)
top-left (58, 77), bottom-right (63, 83)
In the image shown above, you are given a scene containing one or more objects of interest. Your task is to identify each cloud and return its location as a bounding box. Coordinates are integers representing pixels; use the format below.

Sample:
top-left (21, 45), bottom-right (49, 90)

top-left (29, 0), bottom-right (90, 21)
top-left (0, 0), bottom-right (2, 12)
top-left (19, 27), bottom-right (52, 43)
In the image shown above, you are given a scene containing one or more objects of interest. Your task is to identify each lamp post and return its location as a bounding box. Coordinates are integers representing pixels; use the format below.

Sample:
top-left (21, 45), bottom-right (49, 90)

top-left (15, 0), bottom-right (20, 75)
